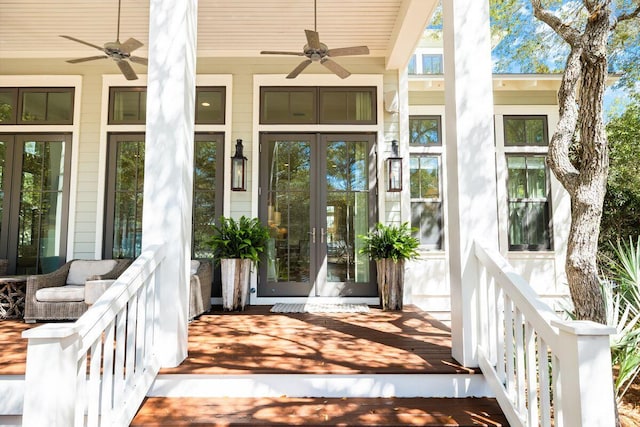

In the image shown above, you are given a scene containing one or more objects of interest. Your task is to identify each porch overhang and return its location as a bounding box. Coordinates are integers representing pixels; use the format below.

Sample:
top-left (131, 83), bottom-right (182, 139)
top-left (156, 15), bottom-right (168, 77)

top-left (0, 0), bottom-right (438, 72)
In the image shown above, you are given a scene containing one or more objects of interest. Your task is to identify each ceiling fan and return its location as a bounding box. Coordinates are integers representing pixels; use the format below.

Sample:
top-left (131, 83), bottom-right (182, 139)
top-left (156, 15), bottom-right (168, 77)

top-left (60, 0), bottom-right (147, 80)
top-left (260, 0), bottom-right (369, 79)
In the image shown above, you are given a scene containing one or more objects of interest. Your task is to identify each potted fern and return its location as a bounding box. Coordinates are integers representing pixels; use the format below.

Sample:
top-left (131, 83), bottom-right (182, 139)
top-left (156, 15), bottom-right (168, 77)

top-left (359, 222), bottom-right (419, 310)
top-left (208, 216), bottom-right (269, 311)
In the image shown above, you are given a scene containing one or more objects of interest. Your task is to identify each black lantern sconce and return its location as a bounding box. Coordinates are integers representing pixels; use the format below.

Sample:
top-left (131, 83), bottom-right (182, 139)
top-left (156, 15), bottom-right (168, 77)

top-left (387, 140), bottom-right (402, 192)
top-left (231, 139), bottom-right (247, 191)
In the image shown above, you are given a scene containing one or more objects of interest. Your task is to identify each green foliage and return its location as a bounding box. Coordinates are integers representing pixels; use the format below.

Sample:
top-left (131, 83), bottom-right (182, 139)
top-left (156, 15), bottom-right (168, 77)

top-left (359, 222), bottom-right (419, 262)
top-left (601, 238), bottom-right (640, 401)
top-left (208, 216), bottom-right (269, 264)
top-left (600, 96), bottom-right (640, 252)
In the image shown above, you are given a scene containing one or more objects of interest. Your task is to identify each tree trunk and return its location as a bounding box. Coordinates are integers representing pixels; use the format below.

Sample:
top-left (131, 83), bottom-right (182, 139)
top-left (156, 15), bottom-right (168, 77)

top-left (376, 259), bottom-right (404, 311)
top-left (536, 2), bottom-right (611, 324)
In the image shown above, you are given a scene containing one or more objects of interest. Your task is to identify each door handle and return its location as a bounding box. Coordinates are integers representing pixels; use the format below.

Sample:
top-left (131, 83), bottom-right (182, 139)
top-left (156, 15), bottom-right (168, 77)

top-left (308, 228), bottom-right (316, 244)
top-left (320, 228), bottom-right (326, 244)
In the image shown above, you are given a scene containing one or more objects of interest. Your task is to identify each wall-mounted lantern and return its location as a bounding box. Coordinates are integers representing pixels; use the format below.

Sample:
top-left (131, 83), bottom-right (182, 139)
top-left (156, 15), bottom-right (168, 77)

top-left (231, 139), bottom-right (247, 191)
top-left (387, 140), bottom-right (402, 192)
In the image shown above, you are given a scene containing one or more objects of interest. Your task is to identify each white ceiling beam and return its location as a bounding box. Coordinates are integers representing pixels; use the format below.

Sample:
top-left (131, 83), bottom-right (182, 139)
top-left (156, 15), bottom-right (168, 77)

top-left (385, 0), bottom-right (438, 70)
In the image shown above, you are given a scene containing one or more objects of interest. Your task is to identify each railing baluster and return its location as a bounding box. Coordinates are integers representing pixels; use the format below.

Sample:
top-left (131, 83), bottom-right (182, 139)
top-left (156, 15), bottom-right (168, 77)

top-left (495, 285), bottom-right (505, 385)
top-left (126, 294), bottom-right (139, 391)
top-left (87, 338), bottom-right (103, 426)
top-left (515, 308), bottom-right (526, 416)
top-left (538, 337), bottom-right (551, 427)
top-left (504, 294), bottom-right (515, 400)
top-left (487, 274), bottom-right (497, 366)
top-left (525, 322), bottom-right (538, 425)
top-left (114, 310), bottom-right (127, 409)
top-left (75, 352), bottom-right (87, 427)
top-left (135, 286), bottom-right (146, 374)
top-left (101, 320), bottom-right (116, 426)
top-left (552, 354), bottom-right (562, 427)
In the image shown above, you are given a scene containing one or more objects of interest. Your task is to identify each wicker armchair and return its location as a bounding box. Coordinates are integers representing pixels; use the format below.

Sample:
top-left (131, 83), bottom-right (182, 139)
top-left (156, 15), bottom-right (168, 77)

top-left (0, 259), bottom-right (7, 276)
top-left (24, 259), bottom-right (132, 323)
top-left (189, 260), bottom-right (212, 320)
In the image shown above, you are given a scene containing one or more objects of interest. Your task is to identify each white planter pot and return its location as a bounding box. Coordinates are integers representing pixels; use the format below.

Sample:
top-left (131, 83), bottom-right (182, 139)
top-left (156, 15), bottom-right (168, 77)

top-left (220, 258), bottom-right (252, 311)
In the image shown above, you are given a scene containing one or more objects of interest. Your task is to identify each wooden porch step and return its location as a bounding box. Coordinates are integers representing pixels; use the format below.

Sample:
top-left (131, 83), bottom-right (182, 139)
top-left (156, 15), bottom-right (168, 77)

top-left (131, 397), bottom-right (508, 426)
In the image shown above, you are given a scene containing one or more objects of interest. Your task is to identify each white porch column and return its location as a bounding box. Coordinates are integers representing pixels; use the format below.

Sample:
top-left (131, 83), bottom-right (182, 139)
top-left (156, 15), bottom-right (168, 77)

top-left (442, 0), bottom-right (498, 367)
top-left (142, 0), bottom-right (198, 367)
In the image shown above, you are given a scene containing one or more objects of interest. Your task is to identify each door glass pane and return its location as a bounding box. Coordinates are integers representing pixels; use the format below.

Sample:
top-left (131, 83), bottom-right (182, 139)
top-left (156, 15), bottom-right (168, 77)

top-left (17, 140), bottom-right (65, 274)
top-left (193, 140), bottom-right (218, 258)
top-left (326, 140), bottom-right (369, 283)
top-left (266, 140), bottom-right (311, 283)
top-left (112, 140), bottom-right (144, 258)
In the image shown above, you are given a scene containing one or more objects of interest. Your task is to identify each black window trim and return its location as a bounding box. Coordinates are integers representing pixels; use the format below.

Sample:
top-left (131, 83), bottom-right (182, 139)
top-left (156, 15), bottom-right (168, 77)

top-left (503, 115), bottom-right (549, 147)
top-left (409, 115), bottom-right (443, 146)
top-left (506, 153), bottom-right (554, 251)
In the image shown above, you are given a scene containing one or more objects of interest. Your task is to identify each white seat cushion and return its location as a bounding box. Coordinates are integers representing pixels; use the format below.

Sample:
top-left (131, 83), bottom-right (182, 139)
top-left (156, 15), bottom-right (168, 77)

top-left (190, 260), bottom-right (200, 275)
top-left (36, 285), bottom-right (85, 302)
top-left (66, 260), bottom-right (118, 285)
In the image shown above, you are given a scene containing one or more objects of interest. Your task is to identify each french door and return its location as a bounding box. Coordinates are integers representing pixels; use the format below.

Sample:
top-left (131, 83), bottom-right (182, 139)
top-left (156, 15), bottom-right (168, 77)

top-left (0, 134), bottom-right (71, 274)
top-left (259, 133), bottom-right (377, 297)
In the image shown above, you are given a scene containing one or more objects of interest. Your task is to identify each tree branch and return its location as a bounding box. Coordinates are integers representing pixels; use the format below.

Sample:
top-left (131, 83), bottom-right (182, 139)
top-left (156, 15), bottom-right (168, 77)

top-left (614, 3), bottom-right (640, 27)
top-left (530, 0), bottom-right (583, 46)
top-left (547, 47), bottom-right (583, 192)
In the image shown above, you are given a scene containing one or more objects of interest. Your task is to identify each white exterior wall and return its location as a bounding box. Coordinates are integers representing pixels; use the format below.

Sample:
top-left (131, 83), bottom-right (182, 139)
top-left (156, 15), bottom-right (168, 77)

top-left (404, 96), bottom-right (570, 322)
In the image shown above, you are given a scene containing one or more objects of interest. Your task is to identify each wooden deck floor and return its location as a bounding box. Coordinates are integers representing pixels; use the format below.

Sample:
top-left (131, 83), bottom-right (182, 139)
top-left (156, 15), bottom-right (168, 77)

top-left (160, 305), bottom-right (472, 376)
top-left (0, 305), bottom-right (469, 376)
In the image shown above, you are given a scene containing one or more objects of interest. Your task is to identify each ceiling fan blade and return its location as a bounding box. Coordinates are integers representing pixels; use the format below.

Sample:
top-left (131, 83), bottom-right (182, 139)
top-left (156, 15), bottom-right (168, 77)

top-left (120, 38), bottom-right (144, 54)
top-left (261, 50), bottom-right (305, 56)
top-left (287, 59), bottom-right (313, 79)
top-left (129, 56), bottom-right (148, 66)
top-left (305, 29), bottom-right (321, 50)
top-left (327, 46), bottom-right (370, 57)
top-left (60, 35), bottom-right (104, 52)
top-left (117, 60), bottom-right (138, 80)
top-left (320, 57), bottom-right (351, 79)
top-left (67, 55), bottom-right (108, 64)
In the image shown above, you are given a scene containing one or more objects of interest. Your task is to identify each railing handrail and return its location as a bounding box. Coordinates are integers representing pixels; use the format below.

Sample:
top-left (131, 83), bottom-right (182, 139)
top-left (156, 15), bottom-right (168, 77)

top-left (473, 240), bottom-right (616, 427)
top-left (22, 244), bottom-right (167, 427)
top-left (75, 245), bottom-right (166, 353)
top-left (474, 243), bottom-right (564, 351)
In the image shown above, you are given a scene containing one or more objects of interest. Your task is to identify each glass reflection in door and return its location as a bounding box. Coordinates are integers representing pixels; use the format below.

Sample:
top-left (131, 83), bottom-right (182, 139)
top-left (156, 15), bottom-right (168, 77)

top-left (319, 136), bottom-right (375, 296)
top-left (262, 136), bottom-right (313, 296)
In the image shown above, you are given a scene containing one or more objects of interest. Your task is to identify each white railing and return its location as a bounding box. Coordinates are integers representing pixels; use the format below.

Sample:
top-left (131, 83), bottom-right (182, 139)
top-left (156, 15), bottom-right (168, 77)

top-left (21, 244), bottom-right (166, 427)
top-left (474, 242), bottom-right (617, 427)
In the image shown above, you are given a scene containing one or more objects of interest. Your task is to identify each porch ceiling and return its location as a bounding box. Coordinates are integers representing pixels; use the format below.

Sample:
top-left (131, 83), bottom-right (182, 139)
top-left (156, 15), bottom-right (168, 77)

top-left (0, 0), bottom-right (438, 70)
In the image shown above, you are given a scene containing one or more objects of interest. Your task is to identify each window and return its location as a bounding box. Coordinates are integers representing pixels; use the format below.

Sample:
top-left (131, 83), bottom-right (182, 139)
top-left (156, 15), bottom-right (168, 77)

top-left (260, 87), bottom-right (377, 125)
top-left (195, 87), bottom-right (225, 124)
top-left (407, 52), bottom-right (444, 75)
top-left (260, 87), bottom-right (316, 124)
top-left (319, 87), bottom-right (375, 124)
top-left (507, 156), bottom-right (551, 250)
top-left (421, 54), bottom-right (443, 74)
top-left (504, 116), bottom-right (548, 146)
top-left (410, 154), bottom-right (443, 249)
top-left (0, 88), bottom-right (74, 125)
top-left (407, 54), bottom-right (417, 75)
top-left (108, 87), bottom-right (226, 124)
top-left (0, 134), bottom-right (72, 274)
top-left (410, 116), bottom-right (441, 146)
